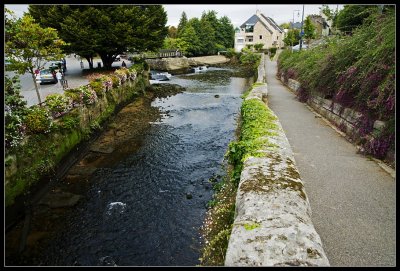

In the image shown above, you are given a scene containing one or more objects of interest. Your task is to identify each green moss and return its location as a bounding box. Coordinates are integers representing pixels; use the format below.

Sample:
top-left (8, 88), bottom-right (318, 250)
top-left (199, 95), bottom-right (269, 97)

top-left (5, 75), bottom-right (148, 207)
top-left (244, 222), bottom-right (261, 230)
top-left (227, 86), bottom-right (280, 186)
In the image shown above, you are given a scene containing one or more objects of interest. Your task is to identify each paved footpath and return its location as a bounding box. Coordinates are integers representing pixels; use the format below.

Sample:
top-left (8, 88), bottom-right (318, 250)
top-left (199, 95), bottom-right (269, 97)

top-left (265, 58), bottom-right (395, 267)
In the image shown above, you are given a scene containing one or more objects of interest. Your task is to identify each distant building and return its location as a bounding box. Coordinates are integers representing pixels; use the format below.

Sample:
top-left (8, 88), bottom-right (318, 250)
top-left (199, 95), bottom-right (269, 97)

top-left (289, 22), bottom-right (302, 29)
top-left (309, 14), bottom-right (331, 37)
top-left (235, 10), bottom-right (285, 52)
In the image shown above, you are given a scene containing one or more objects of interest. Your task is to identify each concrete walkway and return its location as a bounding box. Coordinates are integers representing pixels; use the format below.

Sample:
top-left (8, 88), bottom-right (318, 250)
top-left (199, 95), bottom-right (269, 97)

top-left (265, 58), bottom-right (396, 267)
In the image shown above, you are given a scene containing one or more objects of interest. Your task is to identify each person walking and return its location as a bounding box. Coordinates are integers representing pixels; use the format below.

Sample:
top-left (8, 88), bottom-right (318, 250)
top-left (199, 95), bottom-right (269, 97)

top-left (56, 70), bottom-right (63, 88)
top-left (121, 61), bottom-right (127, 67)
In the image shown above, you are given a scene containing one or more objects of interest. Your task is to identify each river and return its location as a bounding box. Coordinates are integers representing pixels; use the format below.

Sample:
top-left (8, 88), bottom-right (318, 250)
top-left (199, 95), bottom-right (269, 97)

top-left (6, 67), bottom-right (254, 266)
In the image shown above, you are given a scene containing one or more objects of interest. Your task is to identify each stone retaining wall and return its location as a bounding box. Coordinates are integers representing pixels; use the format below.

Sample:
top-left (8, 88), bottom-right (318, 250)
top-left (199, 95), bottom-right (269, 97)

top-left (225, 55), bottom-right (329, 266)
top-left (281, 77), bottom-right (391, 152)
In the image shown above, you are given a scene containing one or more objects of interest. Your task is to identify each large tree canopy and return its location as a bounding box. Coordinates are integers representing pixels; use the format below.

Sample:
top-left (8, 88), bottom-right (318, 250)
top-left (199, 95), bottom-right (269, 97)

top-left (5, 8), bottom-right (66, 104)
top-left (172, 10), bottom-right (234, 56)
top-left (28, 5), bottom-right (168, 69)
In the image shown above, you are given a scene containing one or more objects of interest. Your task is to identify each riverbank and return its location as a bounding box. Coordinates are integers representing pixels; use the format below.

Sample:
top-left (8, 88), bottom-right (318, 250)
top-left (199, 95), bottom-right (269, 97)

top-left (5, 83), bottom-right (185, 265)
top-left (145, 55), bottom-right (230, 74)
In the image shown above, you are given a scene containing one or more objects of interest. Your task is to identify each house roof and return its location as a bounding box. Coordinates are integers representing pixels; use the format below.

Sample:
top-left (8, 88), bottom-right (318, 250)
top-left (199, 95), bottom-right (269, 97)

top-left (290, 22), bottom-right (303, 29)
top-left (240, 14), bottom-right (273, 34)
top-left (260, 14), bottom-right (284, 33)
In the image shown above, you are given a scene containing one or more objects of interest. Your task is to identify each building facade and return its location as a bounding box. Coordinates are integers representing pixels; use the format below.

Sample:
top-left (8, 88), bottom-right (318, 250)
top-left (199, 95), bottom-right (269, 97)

top-left (235, 10), bottom-right (285, 52)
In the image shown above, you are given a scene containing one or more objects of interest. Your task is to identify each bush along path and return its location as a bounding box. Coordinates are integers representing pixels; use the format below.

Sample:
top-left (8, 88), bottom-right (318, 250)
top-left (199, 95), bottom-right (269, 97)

top-left (276, 9), bottom-right (395, 167)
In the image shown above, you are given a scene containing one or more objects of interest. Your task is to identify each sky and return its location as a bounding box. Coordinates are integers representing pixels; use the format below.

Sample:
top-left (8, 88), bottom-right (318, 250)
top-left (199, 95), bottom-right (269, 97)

top-left (5, 4), bottom-right (343, 28)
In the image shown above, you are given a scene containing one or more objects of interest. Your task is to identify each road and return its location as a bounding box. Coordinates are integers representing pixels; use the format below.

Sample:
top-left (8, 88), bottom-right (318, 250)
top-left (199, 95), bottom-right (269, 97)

top-left (265, 58), bottom-right (395, 267)
top-left (6, 55), bottom-right (132, 107)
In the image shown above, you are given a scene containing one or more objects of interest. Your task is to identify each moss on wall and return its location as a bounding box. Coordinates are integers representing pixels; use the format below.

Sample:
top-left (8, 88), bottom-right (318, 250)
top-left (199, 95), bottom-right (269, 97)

top-left (5, 73), bottom-right (148, 207)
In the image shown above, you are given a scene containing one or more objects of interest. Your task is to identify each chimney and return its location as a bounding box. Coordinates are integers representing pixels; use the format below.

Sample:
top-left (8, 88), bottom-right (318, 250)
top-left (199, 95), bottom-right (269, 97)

top-left (256, 9), bottom-right (261, 16)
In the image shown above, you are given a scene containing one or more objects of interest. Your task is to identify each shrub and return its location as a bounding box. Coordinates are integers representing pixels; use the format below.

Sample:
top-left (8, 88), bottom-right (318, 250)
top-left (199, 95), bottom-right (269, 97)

top-left (89, 80), bottom-right (105, 96)
top-left (64, 88), bottom-right (83, 105)
top-left (58, 114), bottom-right (80, 130)
top-left (79, 85), bottom-right (98, 105)
top-left (24, 106), bottom-right (53, 134)
top-left (110, 75), bottom-right (120, 88)
top-left (45, 93), bottom-right (72, 117)
top-left (114, 68), bottom-right (127, 83)
top-left (5, 75), bottom-right (28, 151)
top-left (100, 75), bottom-right (113, 91)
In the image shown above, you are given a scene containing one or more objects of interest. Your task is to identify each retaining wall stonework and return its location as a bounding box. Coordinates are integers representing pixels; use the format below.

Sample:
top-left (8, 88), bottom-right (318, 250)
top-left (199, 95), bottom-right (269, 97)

top-left (225, 55), bottom-right (329, 266)
top-left (281, 77), bottom-right (391, 156)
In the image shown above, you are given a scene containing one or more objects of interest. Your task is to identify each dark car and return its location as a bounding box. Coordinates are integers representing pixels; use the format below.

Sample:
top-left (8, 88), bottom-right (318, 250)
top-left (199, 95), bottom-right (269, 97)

top-left (37, 69), bottom-right (57, 84)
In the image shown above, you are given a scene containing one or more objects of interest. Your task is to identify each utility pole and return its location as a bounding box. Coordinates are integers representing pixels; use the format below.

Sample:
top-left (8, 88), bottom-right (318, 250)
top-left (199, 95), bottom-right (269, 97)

top-left (299, 4), bottom-right (305, 51)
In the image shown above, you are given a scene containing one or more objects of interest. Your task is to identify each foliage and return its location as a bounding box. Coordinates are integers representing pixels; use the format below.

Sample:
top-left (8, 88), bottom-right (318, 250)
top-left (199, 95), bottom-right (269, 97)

top-left (283, 28), bottom-right (300, 47)
top-left (29, 5), bottom-right (168, 69)
top-left (303, 16), bottom-right (316, 43)
top-left (89, 80), bottom-right (106, 96)
top-left (277, 9), bottom-right (395, 160)
top-left (227, 84), bottom-right (279, 186)
top-left (57, 114), bottom-right (80, 130)
top-left (253, 43), bottom-right (264, 52)
top-left (200, 174), bottom-right (236, 266)
top-left (114, 68), bottom-right (128, 83)
top-left (280, 22), bottom-right (290, 29)
top-left (110, 75), bottom-right (121, 88)
top-left (334, 5), bottom-right (377, 33)
top-left (239, 48), bottom-right (261, 67)
top-left (176, 10), bottom-right (235, 56)
top-left (45, 93), bottom-right (72, 117)
top-left (79, 85), bottom-right (98, 105)
top-left (5, 75), bottom-right (28, 151)
top-left (177, 11), bottom-right (188, 37)
top-left (167, 25), bottom-right (177, 38)
top-left (24, 106), bottom-right (53, 134)
top-left (5, 10), bottom-right (66, 104)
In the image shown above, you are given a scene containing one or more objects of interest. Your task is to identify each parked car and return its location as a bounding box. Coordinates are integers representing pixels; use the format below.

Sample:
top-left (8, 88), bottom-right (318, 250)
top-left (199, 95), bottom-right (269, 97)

top-left (37, 69), bottom-right (57, 84)
top-left (49, 60), bottom-right (63, 71)
top-left (292, 43), bottom-right (308, 51)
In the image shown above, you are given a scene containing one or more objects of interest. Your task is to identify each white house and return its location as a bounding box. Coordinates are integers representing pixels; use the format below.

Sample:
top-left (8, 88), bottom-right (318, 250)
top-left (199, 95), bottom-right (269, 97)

top-left (235, 10), bottom-right (285, 52)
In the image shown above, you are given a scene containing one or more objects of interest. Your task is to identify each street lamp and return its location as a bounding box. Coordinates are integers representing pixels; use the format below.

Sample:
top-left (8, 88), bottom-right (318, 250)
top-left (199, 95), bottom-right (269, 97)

top-left (299, 5), bottom-right (305, 51)
top-left (292, 10), bottom-right (300, 29)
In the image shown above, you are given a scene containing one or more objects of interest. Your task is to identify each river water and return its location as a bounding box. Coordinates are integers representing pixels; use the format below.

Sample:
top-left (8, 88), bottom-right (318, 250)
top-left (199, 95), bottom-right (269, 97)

top-left (6, 67), bottom-right (253, 266)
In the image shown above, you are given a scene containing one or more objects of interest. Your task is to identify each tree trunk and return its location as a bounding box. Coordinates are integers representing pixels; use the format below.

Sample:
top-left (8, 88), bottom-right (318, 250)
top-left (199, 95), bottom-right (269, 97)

top-left (99, 53), bottom-right (115, 70)
top-left (31, 72), bottom-right (42, 105)
top-left (85, 56), bottom-right (94, 69)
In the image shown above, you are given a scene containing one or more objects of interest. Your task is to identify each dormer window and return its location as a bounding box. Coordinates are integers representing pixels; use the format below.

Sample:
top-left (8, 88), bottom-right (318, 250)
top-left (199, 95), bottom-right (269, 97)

top-left (245, 24), bottom-right (254, 33)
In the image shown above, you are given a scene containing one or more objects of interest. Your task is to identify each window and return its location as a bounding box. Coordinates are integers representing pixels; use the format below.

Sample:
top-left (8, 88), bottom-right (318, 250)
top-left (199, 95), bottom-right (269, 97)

top-left (277, 36), bottom-right (279, 40)
top-left (245, 24), bottom-right (254, 33)
top-left (237, 38), bottom-right (244, 44)
top-left (248, 38), bottom-right (253, 42)
top-left (259, 35), bottom-right (262, 39)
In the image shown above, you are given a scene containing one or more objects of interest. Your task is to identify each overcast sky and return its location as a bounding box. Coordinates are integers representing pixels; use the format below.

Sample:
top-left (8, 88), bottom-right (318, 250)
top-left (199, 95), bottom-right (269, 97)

top-left (5, 4), bottom-right (343, 27)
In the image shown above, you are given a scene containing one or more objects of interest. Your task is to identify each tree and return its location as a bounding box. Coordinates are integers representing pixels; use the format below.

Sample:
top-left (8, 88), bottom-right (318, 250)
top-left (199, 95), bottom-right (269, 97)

top-left (5, 9), bottom-right (66, 104)
top-left (303, 16), bottom-right (316, 44)
top-left (280, 22), bottom-right (290, 29)
top-left (180, 24), bottom-right (201, 56)
top-left (28, 5), bottom-right (168, 69)
top-left (163, 37), bottom-right (189, 55)
top-left (217, 16), bottom-right (235, 49)
top-left (334, 5), bottom-right (378, 33)
top-left (168, 26), bottom-right (178, 38)
top-left (199, 14), bottom-right (216, 55)
top-left (320, 4), bottom-right (335, 21)
top-left (177, 11), bottom-right (188, 37)
top-left (283, 29), bottom-right (300, 47)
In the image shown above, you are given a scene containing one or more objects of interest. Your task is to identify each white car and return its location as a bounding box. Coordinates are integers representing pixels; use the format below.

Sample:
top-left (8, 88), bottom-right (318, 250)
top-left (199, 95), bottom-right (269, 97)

top-left (292, 43), bottom-right (308, 51)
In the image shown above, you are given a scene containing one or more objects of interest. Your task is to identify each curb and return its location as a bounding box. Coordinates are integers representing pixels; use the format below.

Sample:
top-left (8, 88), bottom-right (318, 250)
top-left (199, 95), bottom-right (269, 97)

top-left (224, 55), bottom-right (329, 266)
